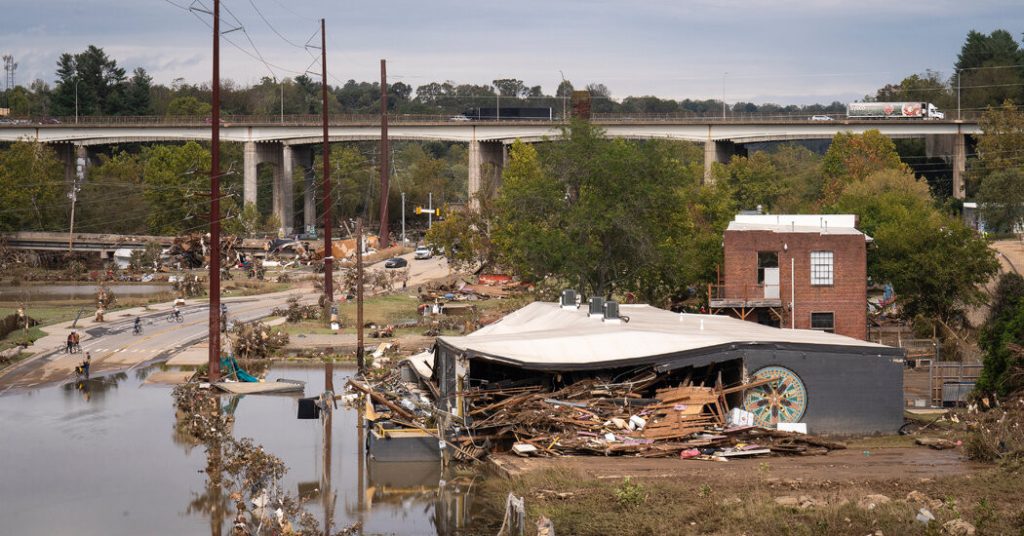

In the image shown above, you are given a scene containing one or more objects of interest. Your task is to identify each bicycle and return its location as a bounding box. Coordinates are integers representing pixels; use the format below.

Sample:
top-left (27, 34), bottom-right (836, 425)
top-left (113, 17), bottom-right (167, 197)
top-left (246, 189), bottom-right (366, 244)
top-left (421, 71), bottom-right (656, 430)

top-left (166, 312), bottom-right (183, 323)
top-left (133, 324), bottom-right (143, 336)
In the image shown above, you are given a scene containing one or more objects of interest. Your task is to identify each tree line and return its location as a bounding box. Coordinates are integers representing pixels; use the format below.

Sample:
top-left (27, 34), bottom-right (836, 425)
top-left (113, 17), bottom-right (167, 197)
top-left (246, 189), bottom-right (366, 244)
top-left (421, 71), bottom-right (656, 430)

top-left (7, 28), bottom-right (1022, 119)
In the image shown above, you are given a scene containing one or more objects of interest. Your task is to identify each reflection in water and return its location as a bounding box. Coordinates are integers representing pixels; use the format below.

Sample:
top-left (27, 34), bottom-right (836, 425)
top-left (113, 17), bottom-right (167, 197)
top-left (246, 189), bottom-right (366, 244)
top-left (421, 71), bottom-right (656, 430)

top-left (1, 364), bottom-right (488, 535)
top-left (61, 372), bottom-right (129, 403)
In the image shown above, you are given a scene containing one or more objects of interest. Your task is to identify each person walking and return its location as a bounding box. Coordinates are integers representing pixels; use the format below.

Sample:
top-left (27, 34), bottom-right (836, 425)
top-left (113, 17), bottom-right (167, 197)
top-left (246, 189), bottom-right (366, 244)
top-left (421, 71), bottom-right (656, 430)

top-left (82, 353), bottom-right (91, 378)
top-left (66, 332), bottom-right (75, 354)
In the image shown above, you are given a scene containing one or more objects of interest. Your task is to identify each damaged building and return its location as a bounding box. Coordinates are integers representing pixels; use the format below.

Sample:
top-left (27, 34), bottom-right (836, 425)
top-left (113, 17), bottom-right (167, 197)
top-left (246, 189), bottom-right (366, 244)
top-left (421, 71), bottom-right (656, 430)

top-left (426, 300), bottom-right (903, 436)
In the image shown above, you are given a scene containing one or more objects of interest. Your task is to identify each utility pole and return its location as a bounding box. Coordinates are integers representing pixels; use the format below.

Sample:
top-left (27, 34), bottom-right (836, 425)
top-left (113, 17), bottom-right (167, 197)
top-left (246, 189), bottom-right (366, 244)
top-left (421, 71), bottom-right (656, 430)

top-left (427, 192), bottom-right (433, 229)
top-left (280, 81), bottom-right (284, 124)
top-left (378, 59), bottom-right (390, 248)
top-left (355, 217), bottom-right (365, 374)
top-left (208, 0), bottom-right (222, 381)
top-left (67, 182), bottom-right (79, 251)
top-left (320, 18), bottom-right (333, 301)
top-left (401, 192), bottom-right (406, 245)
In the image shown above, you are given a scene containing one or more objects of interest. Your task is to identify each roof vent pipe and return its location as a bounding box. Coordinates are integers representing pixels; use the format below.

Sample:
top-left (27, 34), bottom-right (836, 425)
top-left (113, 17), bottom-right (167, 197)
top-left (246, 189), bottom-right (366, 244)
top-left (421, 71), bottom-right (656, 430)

top-left (603, 301), bottom-right (622, 324)
top-left (588, 296), bottom-right (604, 318)
top-left (560, 289), bottom-right (578, 309)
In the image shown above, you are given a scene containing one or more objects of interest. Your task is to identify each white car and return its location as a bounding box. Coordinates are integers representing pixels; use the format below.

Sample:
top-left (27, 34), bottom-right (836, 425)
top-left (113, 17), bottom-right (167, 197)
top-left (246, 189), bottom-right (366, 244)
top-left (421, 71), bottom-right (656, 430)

top-left (809, 115), bottom-right (833, 121)
top-left (414, 246), bottom-right (433, 260)
top-left (449, 115), bottom-right (471, 121)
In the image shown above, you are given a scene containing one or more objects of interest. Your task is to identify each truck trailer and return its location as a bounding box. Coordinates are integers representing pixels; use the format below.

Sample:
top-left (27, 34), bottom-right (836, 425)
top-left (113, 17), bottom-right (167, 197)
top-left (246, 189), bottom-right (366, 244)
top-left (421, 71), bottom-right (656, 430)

top-left (847, 102), bottom-right (945, 119)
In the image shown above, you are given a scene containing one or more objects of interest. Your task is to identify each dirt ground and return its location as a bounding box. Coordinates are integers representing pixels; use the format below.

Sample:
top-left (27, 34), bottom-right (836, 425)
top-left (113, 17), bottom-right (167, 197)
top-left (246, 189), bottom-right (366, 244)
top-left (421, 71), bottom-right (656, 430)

top-left (473, 444), bottom-right (1019, 536)
top-left (491, 445), bottom-right (977, 483)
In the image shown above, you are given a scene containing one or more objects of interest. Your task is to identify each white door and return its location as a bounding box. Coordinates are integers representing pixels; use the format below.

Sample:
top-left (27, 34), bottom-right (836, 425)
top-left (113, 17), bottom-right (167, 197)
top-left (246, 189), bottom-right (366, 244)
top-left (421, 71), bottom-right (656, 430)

top-left (764, 267), bottom-right (780, 299)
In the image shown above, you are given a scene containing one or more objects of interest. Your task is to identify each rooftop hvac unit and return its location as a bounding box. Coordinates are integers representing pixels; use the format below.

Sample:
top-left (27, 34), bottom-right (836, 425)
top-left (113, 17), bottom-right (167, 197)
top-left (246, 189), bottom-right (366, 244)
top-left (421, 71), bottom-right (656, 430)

top-left (560, 289), bottom-right (578, 309)
top-left (588, 296), bottom-right (604, 318)
top-left (603, 301), bottom-right (621, 324)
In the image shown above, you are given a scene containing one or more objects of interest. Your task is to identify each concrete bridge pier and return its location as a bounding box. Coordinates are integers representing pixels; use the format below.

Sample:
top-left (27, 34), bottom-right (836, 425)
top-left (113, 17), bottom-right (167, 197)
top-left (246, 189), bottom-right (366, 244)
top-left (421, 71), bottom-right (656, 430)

top-left (925, 132), bottom-right (967, 199)
top-left (55, 143), bottom-right (89, 184)
top-left (243, 141), bottom-right (294, 231)
top-left (703, 140), bottom-right (738, 184)
top-left (288, 146), bottom-right (316, 233)
top-left (468, 140), bottom-right (506, 210)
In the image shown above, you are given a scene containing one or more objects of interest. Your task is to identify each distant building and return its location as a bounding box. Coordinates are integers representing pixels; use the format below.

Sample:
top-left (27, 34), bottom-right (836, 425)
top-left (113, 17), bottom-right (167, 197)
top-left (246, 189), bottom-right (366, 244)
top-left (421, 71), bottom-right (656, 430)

top-left (709, 214), bottom-right (869, 340)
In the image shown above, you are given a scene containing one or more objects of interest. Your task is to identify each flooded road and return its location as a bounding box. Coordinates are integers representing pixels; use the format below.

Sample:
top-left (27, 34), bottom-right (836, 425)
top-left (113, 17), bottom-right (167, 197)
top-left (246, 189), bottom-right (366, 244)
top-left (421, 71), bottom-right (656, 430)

top-left (0, 365), bottom-right (479, 535)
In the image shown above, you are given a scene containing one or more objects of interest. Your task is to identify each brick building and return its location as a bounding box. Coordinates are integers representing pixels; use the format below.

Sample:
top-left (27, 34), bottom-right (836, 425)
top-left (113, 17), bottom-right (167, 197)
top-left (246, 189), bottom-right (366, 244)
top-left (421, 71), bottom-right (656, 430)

top-left (709, 214), bottom-right (869, 340)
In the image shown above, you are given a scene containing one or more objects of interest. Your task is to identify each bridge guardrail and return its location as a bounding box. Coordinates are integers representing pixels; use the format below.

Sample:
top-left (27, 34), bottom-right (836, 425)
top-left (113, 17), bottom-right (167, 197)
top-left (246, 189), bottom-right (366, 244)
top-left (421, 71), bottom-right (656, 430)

top-left (0, 111), bottom-right (985, 127)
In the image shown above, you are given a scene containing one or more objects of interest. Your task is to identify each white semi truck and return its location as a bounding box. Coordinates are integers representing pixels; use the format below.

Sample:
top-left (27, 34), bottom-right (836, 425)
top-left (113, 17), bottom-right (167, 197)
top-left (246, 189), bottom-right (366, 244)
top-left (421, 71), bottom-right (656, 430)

top-left (847, 102), bottom-right (945, 119)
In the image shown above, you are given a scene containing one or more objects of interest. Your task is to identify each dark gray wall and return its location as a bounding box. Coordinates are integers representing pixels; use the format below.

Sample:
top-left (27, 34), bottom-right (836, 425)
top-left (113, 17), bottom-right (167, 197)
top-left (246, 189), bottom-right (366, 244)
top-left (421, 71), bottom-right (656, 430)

top-left (745, 349), bottom-right (904, 435)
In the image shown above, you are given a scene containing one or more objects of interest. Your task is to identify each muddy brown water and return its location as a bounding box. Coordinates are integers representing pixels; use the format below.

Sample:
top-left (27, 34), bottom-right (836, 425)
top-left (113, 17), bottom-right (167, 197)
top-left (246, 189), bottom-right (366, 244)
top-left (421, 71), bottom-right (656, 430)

top-left (0, 365), bottom-right (478, 535)
top-left (0, 284), bottom-right (173, 303)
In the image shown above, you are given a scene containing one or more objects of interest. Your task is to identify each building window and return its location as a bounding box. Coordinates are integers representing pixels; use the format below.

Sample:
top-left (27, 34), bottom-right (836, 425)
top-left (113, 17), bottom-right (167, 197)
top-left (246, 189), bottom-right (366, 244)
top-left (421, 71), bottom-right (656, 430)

top-left (757, 251), bottom-right (778, 284)
top-left (810, 251), bottom-right (833, 286)
top-left (811, 312), bottom-right (835, 333)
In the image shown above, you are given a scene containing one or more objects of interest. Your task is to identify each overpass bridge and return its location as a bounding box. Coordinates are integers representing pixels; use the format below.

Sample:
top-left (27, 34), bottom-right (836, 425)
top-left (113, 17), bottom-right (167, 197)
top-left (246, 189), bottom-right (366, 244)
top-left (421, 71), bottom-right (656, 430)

top-left (0, 114), bottom-right (979, 231)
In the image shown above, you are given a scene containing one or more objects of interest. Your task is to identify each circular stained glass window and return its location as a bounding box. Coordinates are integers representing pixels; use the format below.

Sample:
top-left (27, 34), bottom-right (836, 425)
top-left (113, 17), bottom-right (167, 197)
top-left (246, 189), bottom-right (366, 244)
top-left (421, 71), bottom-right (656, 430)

top-left (743, 366), bottom-right (808, 426)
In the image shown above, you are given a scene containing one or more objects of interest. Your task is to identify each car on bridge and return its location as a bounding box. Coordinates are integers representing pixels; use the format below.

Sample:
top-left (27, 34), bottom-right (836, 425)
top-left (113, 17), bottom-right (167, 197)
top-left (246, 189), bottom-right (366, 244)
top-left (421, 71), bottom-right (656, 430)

top-left (809, 115), bottom-right (833, 121)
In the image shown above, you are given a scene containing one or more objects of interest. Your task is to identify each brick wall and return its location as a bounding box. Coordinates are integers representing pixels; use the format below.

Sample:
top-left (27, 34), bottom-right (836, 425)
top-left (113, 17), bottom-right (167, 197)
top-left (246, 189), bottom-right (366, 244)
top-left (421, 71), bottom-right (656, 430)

top-left (721, 230), bottom-right (867, 340)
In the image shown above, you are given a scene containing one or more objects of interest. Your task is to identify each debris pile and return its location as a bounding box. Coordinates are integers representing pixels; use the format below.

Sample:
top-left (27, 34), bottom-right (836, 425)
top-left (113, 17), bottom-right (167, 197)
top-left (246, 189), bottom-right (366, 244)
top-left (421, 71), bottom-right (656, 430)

top-left (351, 367), bottom-right (843, 462)
top-left (230, 321), bottom-right (289, 359)
top-left (271, 297), bottom-right (320, 323)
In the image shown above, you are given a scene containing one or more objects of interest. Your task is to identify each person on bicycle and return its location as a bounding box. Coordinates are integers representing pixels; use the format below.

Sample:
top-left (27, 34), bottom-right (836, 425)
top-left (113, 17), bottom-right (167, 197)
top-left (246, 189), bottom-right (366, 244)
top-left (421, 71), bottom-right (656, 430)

top-left (66, 332), bottom-right (75, 353)
top-left (173, 305), bottom-right (181, 322)
top-left (134, 316), bottom-right (142, 334)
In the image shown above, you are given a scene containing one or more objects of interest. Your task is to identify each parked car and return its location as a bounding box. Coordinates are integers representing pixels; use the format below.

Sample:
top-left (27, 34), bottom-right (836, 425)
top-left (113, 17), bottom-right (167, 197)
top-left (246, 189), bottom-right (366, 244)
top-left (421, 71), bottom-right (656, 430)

top-left (414, 246), bottom-right (433, 260)
top-left (384, 257), bottom-right (408, 269)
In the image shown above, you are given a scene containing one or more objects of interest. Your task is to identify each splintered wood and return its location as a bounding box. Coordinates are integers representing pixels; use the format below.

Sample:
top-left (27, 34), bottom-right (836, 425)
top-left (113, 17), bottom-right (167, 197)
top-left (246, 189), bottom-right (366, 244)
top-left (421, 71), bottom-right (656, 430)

top-left (642, 386), bottom-right (723, 441)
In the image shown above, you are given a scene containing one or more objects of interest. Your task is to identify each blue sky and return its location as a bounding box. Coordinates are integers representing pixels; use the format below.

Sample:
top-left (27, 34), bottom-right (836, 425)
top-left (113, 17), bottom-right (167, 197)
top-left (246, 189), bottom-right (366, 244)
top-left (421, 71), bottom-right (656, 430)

top-left (4, 0), bottom-right (1023, 105)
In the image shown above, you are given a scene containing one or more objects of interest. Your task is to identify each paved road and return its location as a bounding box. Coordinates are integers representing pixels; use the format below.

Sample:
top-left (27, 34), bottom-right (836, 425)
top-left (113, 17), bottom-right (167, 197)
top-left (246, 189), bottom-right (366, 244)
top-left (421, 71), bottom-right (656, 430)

top-left (0, 288), bottom-right (310, 391)
top-left (0, 256), bottom-right (457, 392)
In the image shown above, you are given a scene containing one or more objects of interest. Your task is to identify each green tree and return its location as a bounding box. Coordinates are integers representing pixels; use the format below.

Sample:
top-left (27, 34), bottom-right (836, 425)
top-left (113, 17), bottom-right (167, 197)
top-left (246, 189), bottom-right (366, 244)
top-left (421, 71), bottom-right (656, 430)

top-left (78, 150), bottom-right (148, 234)
top-left (0, 142), bottom-right (66, 231)
top-left (51, 45), bottom-right (128, 117)
top-left (874, 70), bottom-right (951, 110)
top-left (976, 273), bottom-right (1024, 397)
top-left (165, 95), bottom-right (212, 117)
top-left (837, 169), bottom-right (997, 326)
top-left (973, 101), bottom-right (1024, 197)
top-left (141, 141), bottom-right (211, 234)
top-left (491, 125), bottom-right (719, 303)
top-left (954, 30), bottom-right (1024, 111)
top-left (123, 68), bottom-right (153, 115)
top-left (712, 151), bottom-right (782, 211)
top-left (313, 144), bottom-right (375, 221)
top-left (977, 167), bottom-right (1024, 234)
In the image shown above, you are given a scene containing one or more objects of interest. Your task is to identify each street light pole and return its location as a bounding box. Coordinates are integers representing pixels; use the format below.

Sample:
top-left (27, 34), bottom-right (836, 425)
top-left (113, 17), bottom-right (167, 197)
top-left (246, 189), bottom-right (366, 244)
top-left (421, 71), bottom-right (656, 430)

top-left (74, 77), bottom-right (80, 124)
top-left (956, 69), bottom-right (961, 121)
top-left (721, 72), bottom-right (727, 119)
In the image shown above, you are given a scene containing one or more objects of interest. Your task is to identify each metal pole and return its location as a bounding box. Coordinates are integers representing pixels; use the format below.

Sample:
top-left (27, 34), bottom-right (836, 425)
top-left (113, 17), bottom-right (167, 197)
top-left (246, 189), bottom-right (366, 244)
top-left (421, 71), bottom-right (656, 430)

top-left (401, 191), bottom-right (406, 245)
top-left (356, 217), bottom-right (365, 374)
top-left (957, 69), bottom-right (961, 121)
top-left (74, 78), bottom-right (79, 124)
top-left (320, 18), bottom-right (333, 301)
top-left (280, 81), bottom-right (284, 124)
top-left (721, 72), bottom-right (726, 119)
top-left (790, 256), bottom-right (795, 329)
top-left (68, 185), bottom-right (77, 251)
top-left (427, 192), bottom-right (433, 229)
top-left (208, 0), bottom-right (222, 381)
top-left (378, 59), bottom-right (390, 248)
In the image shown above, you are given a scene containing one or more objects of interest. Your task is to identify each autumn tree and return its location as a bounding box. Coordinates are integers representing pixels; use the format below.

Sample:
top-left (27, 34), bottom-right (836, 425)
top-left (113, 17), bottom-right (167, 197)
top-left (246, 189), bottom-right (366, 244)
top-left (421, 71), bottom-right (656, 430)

top-left (820, 130), bottom-right (907, 205)
top-left (142, 141), bottom-right (211, 234)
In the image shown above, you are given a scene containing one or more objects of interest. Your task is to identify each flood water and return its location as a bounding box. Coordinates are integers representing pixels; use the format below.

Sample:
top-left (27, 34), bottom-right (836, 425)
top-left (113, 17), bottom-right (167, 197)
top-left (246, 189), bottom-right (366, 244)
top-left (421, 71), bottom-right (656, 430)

top-left (0, 284), bottom-right (173, 302)
top-left (0, 365), bottom-right (481, 535)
